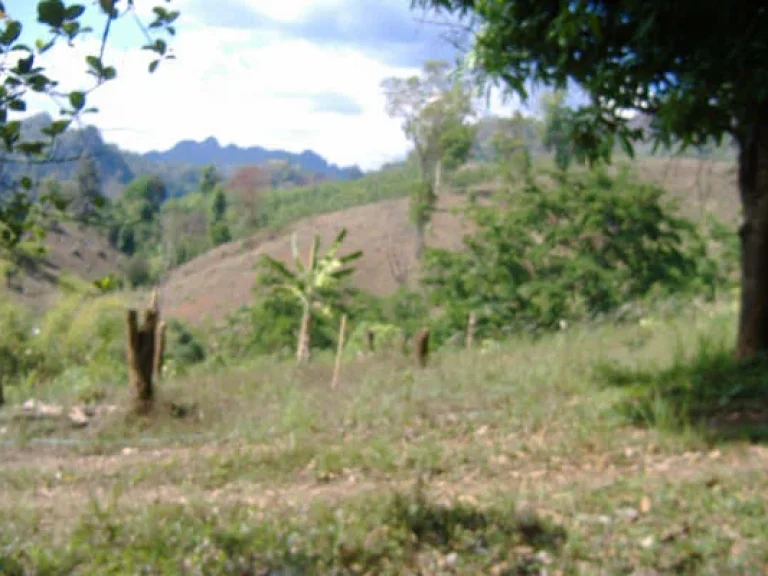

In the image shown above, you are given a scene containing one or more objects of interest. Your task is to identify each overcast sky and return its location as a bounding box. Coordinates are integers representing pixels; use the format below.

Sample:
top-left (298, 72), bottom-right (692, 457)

top-left (17, 0), bottom-right (581, 171)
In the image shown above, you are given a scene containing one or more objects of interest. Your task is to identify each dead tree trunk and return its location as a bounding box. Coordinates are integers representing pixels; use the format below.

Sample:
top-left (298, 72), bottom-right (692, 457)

top-left (0, 372), bottom-right (4, 407)
top-left (127, 307), bottom-right (159, 413)
top-left (736, 104), bottom-right (768, 358)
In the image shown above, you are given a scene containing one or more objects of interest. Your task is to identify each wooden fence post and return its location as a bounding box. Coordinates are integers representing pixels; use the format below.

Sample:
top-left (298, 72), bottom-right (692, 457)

top-left (466, 311), bottom-right (476, 350)
top-left (154, 321), bottom-right (167, 381)
top-left (331, 314), bottom-right (348, 389)
top-left (414, 327), bottom-right (430, 368)
top-left (365, 327), bottom-right (375, 354)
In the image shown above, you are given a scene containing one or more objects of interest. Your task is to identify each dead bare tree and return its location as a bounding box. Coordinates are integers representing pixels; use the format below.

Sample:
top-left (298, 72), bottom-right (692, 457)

top-left (385, 231), bottom-right (412, 288)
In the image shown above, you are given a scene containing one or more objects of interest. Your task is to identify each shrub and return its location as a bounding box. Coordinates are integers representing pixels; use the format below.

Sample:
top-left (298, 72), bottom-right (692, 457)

top-left (37, 294), bottom-right (126, 372)
top-left (124, 256), bottom-right (152, 288)
top-left (423, 166), bottom-right (728, 340)
top-left (346, 321), bottom-right (404, 355)
top-left (0, 296), bottom-right (38, 382)
top-left (165, 318), bottom-right (206, 367)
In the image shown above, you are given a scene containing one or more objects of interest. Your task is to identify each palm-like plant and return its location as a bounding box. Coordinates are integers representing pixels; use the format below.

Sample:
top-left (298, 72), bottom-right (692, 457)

top-left (258, 228), bottom-right (362, 363)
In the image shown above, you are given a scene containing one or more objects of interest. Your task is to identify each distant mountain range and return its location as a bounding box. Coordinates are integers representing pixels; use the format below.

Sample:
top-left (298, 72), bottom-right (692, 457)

top-left (145, 137), bottom-right (363, 181)
top-left (1, 114), bottom-right (363, 199)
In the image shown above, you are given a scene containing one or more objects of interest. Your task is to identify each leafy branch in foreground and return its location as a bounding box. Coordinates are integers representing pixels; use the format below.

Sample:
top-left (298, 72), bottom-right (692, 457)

top-left (0, 0), bottom-right (179, 255)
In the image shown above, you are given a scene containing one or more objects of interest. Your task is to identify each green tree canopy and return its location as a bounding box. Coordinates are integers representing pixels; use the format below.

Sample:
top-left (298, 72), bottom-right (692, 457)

top-left (413, 0), bottom-right (768, 358)
top-left (382, 59), bottom-right (477, 258)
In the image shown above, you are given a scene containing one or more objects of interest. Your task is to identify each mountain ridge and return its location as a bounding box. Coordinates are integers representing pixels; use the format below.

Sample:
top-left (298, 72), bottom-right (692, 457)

top-left (144, 136), bottom-right (363, 181)
top-left (2, 114), bottom-right (364, 199)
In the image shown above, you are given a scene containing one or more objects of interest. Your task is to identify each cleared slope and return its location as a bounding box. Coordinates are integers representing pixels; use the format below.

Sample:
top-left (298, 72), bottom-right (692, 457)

top-left (161, 194), bottom-right (469, 324)
top-left (4, 222), bottom-right (122, 308)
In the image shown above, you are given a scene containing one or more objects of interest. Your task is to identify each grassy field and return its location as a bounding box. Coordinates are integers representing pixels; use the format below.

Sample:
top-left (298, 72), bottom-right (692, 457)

top-left (1, 296), bottom-right (767, 574)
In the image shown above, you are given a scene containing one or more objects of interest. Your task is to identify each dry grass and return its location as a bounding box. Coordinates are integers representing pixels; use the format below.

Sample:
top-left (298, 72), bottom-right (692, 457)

top-left (1, 296), bottom-right (767, 573)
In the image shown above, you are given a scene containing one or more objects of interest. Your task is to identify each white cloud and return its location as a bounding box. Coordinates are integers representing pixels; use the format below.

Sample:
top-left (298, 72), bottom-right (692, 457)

top-left (19, 0), bottom-right (545, 171)
top-left (21, 5), bottom-right (429, 171)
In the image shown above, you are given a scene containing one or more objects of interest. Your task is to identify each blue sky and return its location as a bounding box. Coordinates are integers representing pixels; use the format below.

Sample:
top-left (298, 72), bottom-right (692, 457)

top-left (13, 0), bottom-right (582, 170)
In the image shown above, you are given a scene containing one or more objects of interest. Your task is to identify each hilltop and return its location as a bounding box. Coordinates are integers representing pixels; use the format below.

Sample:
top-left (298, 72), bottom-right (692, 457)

top-left (1, 114), bottom-right (363, 199)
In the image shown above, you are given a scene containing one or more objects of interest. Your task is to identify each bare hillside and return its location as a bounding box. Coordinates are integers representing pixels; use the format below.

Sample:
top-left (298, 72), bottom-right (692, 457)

top-left (161, 194), bottom-right (469, 324)
top-left (161, 157), bottom-right (739, 326)
top-left (4, 223), bottom-right (122, 308)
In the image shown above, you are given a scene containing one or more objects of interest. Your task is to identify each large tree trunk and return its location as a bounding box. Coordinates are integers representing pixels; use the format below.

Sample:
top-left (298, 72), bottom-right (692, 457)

top-left (736, 105), bottom-right (768, 358)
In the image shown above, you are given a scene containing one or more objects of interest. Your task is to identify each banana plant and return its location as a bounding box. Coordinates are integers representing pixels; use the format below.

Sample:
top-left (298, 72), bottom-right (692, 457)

top-left (258, 228), bottom-right (362, 363)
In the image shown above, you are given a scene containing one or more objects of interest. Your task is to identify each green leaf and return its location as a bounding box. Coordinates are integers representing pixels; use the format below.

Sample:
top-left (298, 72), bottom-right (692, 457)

top-left (41, 119), bottom-right (71, 137)
top-left (15, 141), bottom-right (46, 155)
top-left (0, 19), bottom-right (22, 46)
top-left (37, 0), bottom-right (66, 27)
top-left (15, 54), bottom-right (33, 74)
top-left (101, 66), bottom-right (117, 80)
top-left (20, 176), bottom-right (33, 189)
top-left (69, 90), bottom-right (85, 110)
top-left (85, 55), bottom-right (102, 71)
top-left (148, 60), bottom-right (159, 73)
top-left (64, 4), bottom-right (85, 19)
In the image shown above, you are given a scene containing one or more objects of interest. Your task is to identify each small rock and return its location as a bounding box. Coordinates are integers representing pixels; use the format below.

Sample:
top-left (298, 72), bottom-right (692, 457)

top-left (68, 406), bottom-right (90, 428)
top-left (121, 447), bottom-right (137, 456)
top-left (617, 507), bottom-right (640, 522)
top-left (444, 552), bottom-right (458, 566)
top-left (640, 535), bottom-right (655, 549)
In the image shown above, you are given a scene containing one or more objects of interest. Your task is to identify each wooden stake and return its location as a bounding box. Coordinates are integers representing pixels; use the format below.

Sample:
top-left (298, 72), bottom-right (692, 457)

top-left (331, 314), bottom-right (347, 389)
top-left (365, 327), bottom-right (375, 354)
top-left (414, 327), bottom-right (430, 368)
top-left (466, 311), bottom-right (476, 350)
top-left (154, 321), bottom-right (166, 381)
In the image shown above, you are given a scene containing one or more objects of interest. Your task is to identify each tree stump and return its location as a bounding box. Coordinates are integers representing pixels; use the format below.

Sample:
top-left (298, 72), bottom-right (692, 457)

top-left (414, 327), bottom-right (430, 368)
top-left (127, 307), bottom-right (159, 413)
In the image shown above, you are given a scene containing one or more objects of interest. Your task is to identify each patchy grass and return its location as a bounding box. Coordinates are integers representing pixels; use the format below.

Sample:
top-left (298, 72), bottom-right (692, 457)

top-left (1, 296), bottom-right (767, 573)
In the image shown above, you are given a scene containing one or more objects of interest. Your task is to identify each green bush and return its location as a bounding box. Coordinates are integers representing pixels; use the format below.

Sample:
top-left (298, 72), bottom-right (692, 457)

top-left (37, 294), bottom-right (126, 372)
top-left (165, 318), bottom-right (206, 367)
top-left (346, 321), bottom-right (404, 355)
top-left (0, 296), bottom-right (38, 381)
top-left (423, 166), bottom-right (729, 340)
top-left (248, 291), bottom-right (337, 357)
top-left (124, 256), bottom-right (153, 288)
